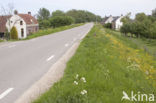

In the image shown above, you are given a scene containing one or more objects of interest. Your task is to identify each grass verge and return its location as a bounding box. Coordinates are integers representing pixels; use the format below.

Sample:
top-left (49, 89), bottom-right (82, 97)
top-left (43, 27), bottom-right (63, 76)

top-left (25, 23), bottom-right (84, 40)
top-left (105, 29), bottom-right (156, 58)
top-left (33, 24), bottom-right (156, 103)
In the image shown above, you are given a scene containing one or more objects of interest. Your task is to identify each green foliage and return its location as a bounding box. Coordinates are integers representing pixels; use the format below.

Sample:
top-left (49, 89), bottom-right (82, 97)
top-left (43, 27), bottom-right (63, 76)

top-left (50, 16), bottom-right (74, 28)
top-left (52, 10), bottom-right (65, 17)
top-left (39, 19), bottom-right (50, 29)
top-left (120, 12), bottom-right (156, 39)
top-left (10, 26), bottom-right (18, 40)
top-left (37, 8), bottom-right (50, 20)
top-left (37, 8), bottom-right (101, 29)
top-left (152, 8), bottom-right (156, 18)
top-left (66, 9), bottom-right (102, 23)
top-left (103, 23), bottom-right (112, 29)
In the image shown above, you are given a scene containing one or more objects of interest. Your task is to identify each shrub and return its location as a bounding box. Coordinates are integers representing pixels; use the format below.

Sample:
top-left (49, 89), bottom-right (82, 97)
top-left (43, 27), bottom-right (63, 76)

top-left (50, 16), bottom-right (74, 28)
top-left (39, 19), bottom-right (51, 29)
top-left (10, 26), bottom-right (18, 40)
top-left (103, 23), bottom-right (112, 29)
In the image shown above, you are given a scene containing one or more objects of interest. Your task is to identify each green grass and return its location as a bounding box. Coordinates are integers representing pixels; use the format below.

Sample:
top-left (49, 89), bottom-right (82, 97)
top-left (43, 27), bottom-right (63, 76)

top-left (0, 39), bottom-right (4, 42)
top-left (25, 23), bottom-right (84, 40)
top-left (33, 24), bottom-right (156, 103)
top-left (105, 29), bottom-right (156, 58)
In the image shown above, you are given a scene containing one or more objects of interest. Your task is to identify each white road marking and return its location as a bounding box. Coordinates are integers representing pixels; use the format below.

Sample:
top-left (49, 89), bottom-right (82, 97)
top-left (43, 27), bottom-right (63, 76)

top-left (65, 43), bottom-right (69, 47)
top-left (0, 88), bottom-right (14, 100)
top-left (46, 55), bottom-right (55, 61)
top-left (73, 38), bottom-right (76, 41)
top-left (8, 45), bottom-right (16, 48)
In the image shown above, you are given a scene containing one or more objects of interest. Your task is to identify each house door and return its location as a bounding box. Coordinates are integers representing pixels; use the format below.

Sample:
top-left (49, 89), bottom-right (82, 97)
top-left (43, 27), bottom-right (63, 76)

top-left (21, 28), bottom-right (24, 37)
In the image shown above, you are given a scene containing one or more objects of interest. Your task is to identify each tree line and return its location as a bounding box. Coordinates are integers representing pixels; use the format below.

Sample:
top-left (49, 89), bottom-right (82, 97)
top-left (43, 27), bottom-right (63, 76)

top-left (120, 9), bottom-right (156, 39)
top-left (37, 8), bottom-right (102, 29)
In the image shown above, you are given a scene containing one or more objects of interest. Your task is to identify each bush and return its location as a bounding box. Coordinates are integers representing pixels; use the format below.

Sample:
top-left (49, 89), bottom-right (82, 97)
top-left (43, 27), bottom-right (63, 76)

top-left (50, 16), bottom-right (74, 28)
top-left (103, 23), bottom-right (112, 29)
top-left (10, 26), bottom-right (18, 40)
top-left (39, 19), bottom-right (51, 29)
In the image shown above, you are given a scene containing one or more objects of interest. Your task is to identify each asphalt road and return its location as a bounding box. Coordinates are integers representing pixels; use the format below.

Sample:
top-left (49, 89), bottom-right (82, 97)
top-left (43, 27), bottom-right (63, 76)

top-left (0, 23), bottom-right (93, 103)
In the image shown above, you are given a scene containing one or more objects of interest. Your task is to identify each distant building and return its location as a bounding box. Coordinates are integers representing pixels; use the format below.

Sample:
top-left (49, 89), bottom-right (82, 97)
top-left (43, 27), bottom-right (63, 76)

top-left (101, 15), bottom-right (114, 25)
top-left (112, 16), bottom-right (123, 30)
top-left (0, 11), bottom-right (39, 39)
top-left (101, 15), bottom-right (124, 30)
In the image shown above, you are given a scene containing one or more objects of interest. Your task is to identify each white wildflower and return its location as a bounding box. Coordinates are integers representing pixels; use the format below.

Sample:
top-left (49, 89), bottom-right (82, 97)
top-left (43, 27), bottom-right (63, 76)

top-left (75, 74), bottom-right (79, 79)
top-left (81, 77), bottom-right (86, 83)
top-left (145, 71), bottom-right (149, 75)
top-left (81, 90), bottom-right (87, 95)
top-left (127, 57), bottom-right (131, 63)
top-left (74, 81), bottom-right (78, 85)
top-left (150, 66), bottom-right (153, 69)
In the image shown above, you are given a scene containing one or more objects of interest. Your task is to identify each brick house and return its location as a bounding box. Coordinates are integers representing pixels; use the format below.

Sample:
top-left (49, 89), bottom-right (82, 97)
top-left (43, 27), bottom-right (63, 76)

top-left (0, 11), bottom-right (39, 39)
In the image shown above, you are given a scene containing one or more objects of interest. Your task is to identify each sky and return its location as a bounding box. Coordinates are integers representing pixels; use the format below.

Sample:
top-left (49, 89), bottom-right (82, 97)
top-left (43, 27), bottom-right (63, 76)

top-left (0, 0), bottom-right (156, 18)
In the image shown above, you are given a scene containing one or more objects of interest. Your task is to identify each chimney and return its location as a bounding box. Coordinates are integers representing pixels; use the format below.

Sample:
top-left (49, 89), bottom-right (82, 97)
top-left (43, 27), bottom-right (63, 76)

top-left (14, 10), bottom-right (18, 15)
top-left (28, 12), bottom-right (31, 15)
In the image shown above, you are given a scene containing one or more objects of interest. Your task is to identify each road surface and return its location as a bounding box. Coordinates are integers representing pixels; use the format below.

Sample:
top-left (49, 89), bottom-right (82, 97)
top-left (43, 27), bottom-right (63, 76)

top-left (0, 23), bottom-right (93, 103)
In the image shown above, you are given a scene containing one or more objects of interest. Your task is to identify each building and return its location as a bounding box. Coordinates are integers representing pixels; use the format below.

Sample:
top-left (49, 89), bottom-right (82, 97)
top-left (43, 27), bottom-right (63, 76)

top-left (112, 16), bottom-right (123, 30)
top-left (101, 15), bottom-right (114, 25)
top-left (0, 11), bottom-right (39, 39)
top-left (101, 15), bottom-right (124, 30)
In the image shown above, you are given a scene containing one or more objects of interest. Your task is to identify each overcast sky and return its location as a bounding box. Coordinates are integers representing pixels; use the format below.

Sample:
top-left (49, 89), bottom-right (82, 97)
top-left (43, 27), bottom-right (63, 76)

top-left (0, 0), bottom-right (156, 18)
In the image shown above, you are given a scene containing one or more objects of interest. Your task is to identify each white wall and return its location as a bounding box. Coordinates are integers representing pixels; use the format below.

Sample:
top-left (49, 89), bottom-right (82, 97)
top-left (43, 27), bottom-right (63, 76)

top-left (115, 17), bottom-right (123, 30)
top-left (105, 16), bottom-right (114, 24)
top-left (6, 15), bottom-right (27, 39)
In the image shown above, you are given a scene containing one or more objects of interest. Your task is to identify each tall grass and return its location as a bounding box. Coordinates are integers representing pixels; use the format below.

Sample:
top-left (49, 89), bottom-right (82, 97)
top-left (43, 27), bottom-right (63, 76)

top-left (33, 24), bottom-right (156, 103)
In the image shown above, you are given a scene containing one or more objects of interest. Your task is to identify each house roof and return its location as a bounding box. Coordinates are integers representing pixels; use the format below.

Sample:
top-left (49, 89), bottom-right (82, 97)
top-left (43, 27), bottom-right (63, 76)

top-left (0, 15), bottom-right (11, 32)
top-left (0, 13), bottom-right (38, 32)
top-left (18, 14), bottom-right (38, 25)
top-left (112, 16), bottom-right (120, 22)
top-left (102, 17), bottom-right (109, 22)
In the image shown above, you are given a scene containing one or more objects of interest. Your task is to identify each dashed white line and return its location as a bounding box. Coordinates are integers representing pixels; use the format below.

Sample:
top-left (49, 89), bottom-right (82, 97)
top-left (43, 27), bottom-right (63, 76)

top-left (0, 88), bottom-right (14, 100)
top-left (46, 55), bottom-right (55, 61)
top-left (8, 45), bottom-right (16, 48)
top-left (65, 43), bottom-right (69, 47)
top-left (73, 38), bottom-right (76, 41)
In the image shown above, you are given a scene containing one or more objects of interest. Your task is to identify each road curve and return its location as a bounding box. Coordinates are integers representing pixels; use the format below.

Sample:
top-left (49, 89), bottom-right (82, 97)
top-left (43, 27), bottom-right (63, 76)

top-left (0, 23), bottom-right (93, 103)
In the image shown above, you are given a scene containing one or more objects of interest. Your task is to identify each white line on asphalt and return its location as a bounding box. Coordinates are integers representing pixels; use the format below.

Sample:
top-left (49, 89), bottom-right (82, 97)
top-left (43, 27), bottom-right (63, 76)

top-left (0, 88), bottom-right (14, 100)
top-left (46, 55), bottom-right (55, 61)
top-left (8, 45), bottom-right (16, 48)
top-left (73, 38), bottom-right (76, 41)
top-left (65, 43), bottom-right (69, 47)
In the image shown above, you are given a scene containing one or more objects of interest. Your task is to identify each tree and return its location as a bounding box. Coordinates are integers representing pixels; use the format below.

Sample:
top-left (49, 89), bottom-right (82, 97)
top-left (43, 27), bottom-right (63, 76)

top-left (10, 26), bottom-right (18, 39)
top-left (39, 20), bottom-right (51, 29)
top-left (50, 16), bottom-right (74, 28)
top-left (66, 9), bottom-right (100, 23)
top-left (37, 8), bottom-right (50, 20)
top-left (135, 13), bottom-right (147, 22)
top-left (152, 8), bottom-right (156, 18)
top-left (0, 3), bottom-right (15, 40)
top-left (52, 10), bottom-right (65, 17)
top-left (121, 12), bottom-right (131, 24)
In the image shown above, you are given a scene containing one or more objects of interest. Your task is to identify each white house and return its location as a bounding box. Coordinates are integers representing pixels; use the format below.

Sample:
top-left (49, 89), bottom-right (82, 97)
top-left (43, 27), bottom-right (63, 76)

top-left (101, 15), bottom-right (124, 30)
top-left (101, 15), bottom-right (114, 25)
top-left (112, 16), bottom-right (124, 30)
top-left (0, 11), bottom-right (39, 39)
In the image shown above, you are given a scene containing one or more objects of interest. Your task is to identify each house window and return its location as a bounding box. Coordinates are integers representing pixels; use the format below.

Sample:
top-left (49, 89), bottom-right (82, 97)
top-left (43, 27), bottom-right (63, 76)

top-left (21, 28), bottom-right (24, 37)
top-left (20, 21), bottom-right (23, 25)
